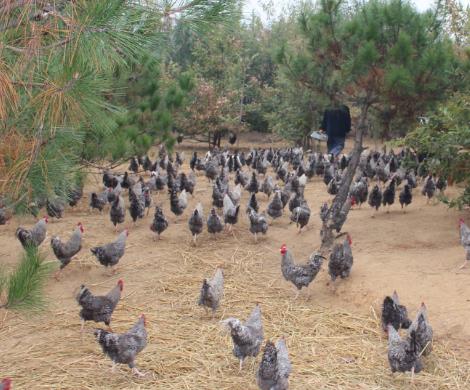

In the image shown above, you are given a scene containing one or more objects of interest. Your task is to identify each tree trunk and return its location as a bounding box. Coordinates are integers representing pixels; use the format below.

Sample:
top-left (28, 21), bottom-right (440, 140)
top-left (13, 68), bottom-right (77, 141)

top-left (319, 103), bottom-right (369, 255)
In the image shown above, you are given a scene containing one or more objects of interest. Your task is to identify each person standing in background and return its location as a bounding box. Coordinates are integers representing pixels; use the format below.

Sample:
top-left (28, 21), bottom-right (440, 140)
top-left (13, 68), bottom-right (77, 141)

top-left (319, 103), bottom-right (351, 157)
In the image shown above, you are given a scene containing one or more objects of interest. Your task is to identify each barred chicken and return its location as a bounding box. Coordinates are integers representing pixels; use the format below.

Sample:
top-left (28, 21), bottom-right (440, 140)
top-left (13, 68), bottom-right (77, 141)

top-left (91, 229), bottom-right (128, 273)
top-left (382, 177), bottom-right (396, 212)
top-left (198, 268), bottom-right (224, 315)
top-left (150, 206), bottom-right (168, 240)
top-left (257, 338), bottom-right (292, 390)
top-left (459, 219), bottom-right (470, 269)
top-left (350, 177), bottom-right (368, 207)
top-left (246, 172), bottom-right (259, 193)
top-left (421, 174), bottom-right (436, 203)
top-left (280, 244), bottom-right (324, 299)
top-left (267, 191), bottom-right (283, 220)
top-left (110, 196), bottom-right (125, 232)
top-left (261, 175), bottom-right (274, 198)
top-left (248, 209), bottom-right (268, 242)
top-left (290, 201), bottom-right (310, 233)
top-left (77, 279), bottom-right (123, 331)
top-left (247, 193), bottom-right (259, 213)
top-left (188, 203), bottom-right (204, 244)
top-left (408, 302), bottom-right (433, 356)
top-left (90, 191), bottom-right (107, 212)
top-left (387, 324), bottom-right (422, 377)
top-left (46, 197), bottom-right (66, 219)
top-left (223, 194), bottom-right (240, 232)
top-left (16, 216), bottom-right (48, 249)
top-left (207, 208), bottom-right (224, 237)
top-left (320, 202), bottom-right (329, 223)
top-left (170, 189), bottom-right (188, 219)
top-left (222, 304), bottom-right (264, 370)
top-left (368, 184), bottom-right (382, 213)
top-left (94, 314), bottom-right (147, 377)
top-left (51, 222), bottom-right (84, 280)
top-left (328, 235), bottom-right (353, 282)
top-left (381, 291), bottom-right (412, 332)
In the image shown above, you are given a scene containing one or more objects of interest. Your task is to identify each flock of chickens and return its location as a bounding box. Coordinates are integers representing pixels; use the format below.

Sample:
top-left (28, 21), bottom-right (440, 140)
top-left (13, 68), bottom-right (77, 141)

top-left (2, 143), bottom-right (470, 389)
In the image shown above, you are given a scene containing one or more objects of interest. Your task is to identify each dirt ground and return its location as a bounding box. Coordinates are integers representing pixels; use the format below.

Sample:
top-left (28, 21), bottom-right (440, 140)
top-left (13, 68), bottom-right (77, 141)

top-left (1, 133), bottom-right (469, 389)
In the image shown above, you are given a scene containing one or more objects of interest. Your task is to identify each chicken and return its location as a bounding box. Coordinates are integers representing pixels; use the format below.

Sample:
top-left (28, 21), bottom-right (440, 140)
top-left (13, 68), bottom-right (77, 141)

top-left (76, 279), bottom-right (123, 331)
top-left (180, 172), bottom-right (196, 195)
top-left (110, 196), bottom-right (125, 232)
top-left (280, 244), bottom-right (324, 299)
top-left (288, 192), bottom-right (303, 214)
top-left (248, 209), bottom-right (268, 242)
top-left (188, 203), bottom-right (204, 244)
top-left (90, 191), bottom-right (107, 212)
top-left (261, 175), bottom-right (274, 198)
top-left (382, 177), bottom-right (396, 212)
top-left (399, 183), bottom-right (413, 211)
top-left (387, 324), bottom-right (422, 377)
top-left (107, 182), bottom-right (122, 203)
top-left (16, 216), bottom-right (48, 249)
top-left (90, 229), bottom-right (128, 273)
top-left (207, 208), bottom-right (224, 237)
top-left (94, 314), bottom-right (147, 377)
top-left (0, 378), bottom-right (11, 390)
top-left (46, 197), bottom-right (65, 219)
top-left (381, 291), bottom-right (412, 331)
top-left (223, 194), bottom-right (240, 232)
top-left (327, 178), bottom-right (339, 195)
top-left (328, 235), bottom-right (353, 282)
top-left (170, 189), bottom-right (187, 219)
top-left (190, 152), bottom-right (198, 171)
top-left (436, 176), bottom-right (447, 193)
top-left (350, 177), bottom-right (368, 207)
top-left (205, 160), bottom-right (218, 182)
top-left (198, 268), bottom-right (224, 315)
top-left (408, 302), bottom-right (433, 356)
top-left (459, 219), bottom-right (470, 268)
top-left (257, 338), bottom-right (292, 390)
top-left (320, 202), bottom-right (329, 223)
top-left (290, 202), bottom-right (310, 233)
top-left (368, 184), bottom-right (382, 213)
top-left (222, 304), bottom-right (264, 370)
top-left (267, 191), bottom-right (283, 220)
top-left (121, 171), bottom-right (135, 189)
top-left (235, 169), bottom-right (249, 187)
top-left (143, 187), bottom-right (152, 216)
top-left (150, 206), bottom-right (169, 240)
top-left (212, 183), bottom-right (224, 209)
top-left (0, 207), bottom-right (12, 225)
top-left (68, 185), bottom-right (83, 207)
top-left (247, 193), bottom-right (259, 213)
top-left (129, 157), bottom-right (139, 173)
top-left (228, 184), bottom-right (242, 206)
top-left (421, 174), bottom-right (436, 203)
top-left (51, 222), bottom-right (84, 279)
top-left (246, 172), bottom-right (259, 193)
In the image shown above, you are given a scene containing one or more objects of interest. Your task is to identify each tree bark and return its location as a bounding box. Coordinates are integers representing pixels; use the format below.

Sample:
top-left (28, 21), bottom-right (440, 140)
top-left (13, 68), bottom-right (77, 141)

top-left (319, 103), bottom-right (369, 255)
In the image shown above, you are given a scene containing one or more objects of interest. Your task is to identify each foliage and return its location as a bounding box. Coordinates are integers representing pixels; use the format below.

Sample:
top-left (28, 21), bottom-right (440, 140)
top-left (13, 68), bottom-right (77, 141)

top-left (402, 92), bottom-right (470, 209)
top-left (0, 0), bottom-right (238, 210)
top-left (0, 247), bottom-right (53, 312)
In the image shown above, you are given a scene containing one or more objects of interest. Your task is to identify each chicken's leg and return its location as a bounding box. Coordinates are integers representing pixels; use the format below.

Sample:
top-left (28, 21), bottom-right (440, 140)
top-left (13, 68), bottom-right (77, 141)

top-left (239, 358), bottom-right (244, 371)
top-left (132, 367), bottom-right (146, 377)
top-left (459, 261), bottom-right (468, 269)
top-left (254, 233), bottom-right (257, 243)
top-left (80, 319), bottom-right (85, 333)
top-left (54, 269), bottom-right (62, 281)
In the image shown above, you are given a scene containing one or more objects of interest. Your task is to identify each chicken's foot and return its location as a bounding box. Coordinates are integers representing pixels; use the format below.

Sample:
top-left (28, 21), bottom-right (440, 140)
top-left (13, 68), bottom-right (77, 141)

top-left (132, 367), bottom-right (146, 377)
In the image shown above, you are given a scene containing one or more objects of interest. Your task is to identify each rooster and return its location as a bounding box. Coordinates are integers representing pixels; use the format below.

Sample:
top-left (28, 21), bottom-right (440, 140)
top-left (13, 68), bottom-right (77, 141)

top-left (51, 222), bottom-right (84, 280)
top-left (248, 209), bottom-right (268, 242)
top-left (0, 378), bottom-right (11, 390)
top-left (381, 291), bottom-right (412, 332)
top-left (16, 216), bottom-right (48, 249)
top-left (257, 338), bottom-right (292, 390)
top-left (408, 302), bottom-right (433, 356)
top-left (198, 268), bottom-right (224, 315)
top-left (77, 279), bottom-right (123, 331)
top-left (328, 235), bottom-right (353, 282)
top-left (188, 203), bottom-right (204, 244)
top-left (90, 229), bottom-right (128, 273)
top-left (459, 219), bottom-right (470, 269)
top-left (94, 314), bottom-right (147, 377)
top-left (280, 244), bottom-right (324, 299)
top-left (223, 194), bottom-right (240, 233)
top-left (207, 208), bottom-right (224, 237)
top-left (150, 206), bottom-right (168, 240)
top-left (222, 304), bottom-right (264, 370)
top-left (387, 325), bottom-right (422, 378)
top-left (110, 196), bottom-right (125, 232)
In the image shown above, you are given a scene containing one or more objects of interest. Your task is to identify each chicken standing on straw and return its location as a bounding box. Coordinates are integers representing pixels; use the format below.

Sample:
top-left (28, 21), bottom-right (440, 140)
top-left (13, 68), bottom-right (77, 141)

top-left (222, 304), bottom-right (264, 370)
top-left (51, 222), bottom-right (84, 280)
top-left (198, 268), bottom-right (224, 316)
top-left (150, 206), bottom-right (169, 240)
top-left (408, 302), bottom-right (433, 356)
top-left (207, 208), bottom-right (224, 237)
top-left (387, 324), bottom-right (422, 381)
top-left (94, 314), bottom-right (148, 377)
top-left (188, 203), bottom-right (204, 245)
top-left (381, 291), bottom-right (412, 332)
top-left (257, 337), bottom-right (292, 390)
top-left (76, 279), bottom-right (124, 332)
top-left (248, 208), bottom-right (268, 243)
top-left (223, 194), bottom-right (240, 233)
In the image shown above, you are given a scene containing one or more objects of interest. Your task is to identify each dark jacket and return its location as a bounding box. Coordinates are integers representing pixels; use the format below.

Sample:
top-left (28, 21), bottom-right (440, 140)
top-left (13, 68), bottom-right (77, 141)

top-left (321, 105), bottom-right (351, 138)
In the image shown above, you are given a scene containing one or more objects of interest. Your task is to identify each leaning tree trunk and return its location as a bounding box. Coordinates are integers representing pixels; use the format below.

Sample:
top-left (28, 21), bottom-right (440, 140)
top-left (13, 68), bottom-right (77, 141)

top-left (319, 103), bottom-right (369, 256)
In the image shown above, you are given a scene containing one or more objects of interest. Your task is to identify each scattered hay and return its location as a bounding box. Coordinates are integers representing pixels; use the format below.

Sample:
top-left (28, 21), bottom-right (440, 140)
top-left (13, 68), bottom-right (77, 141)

top-left (0, 245), bottom-right (469, 390)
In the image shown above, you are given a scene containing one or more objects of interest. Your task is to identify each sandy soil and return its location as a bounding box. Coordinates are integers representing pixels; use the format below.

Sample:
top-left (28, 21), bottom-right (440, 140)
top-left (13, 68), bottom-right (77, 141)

top-left (0, 133), bottom-right (469, 389)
